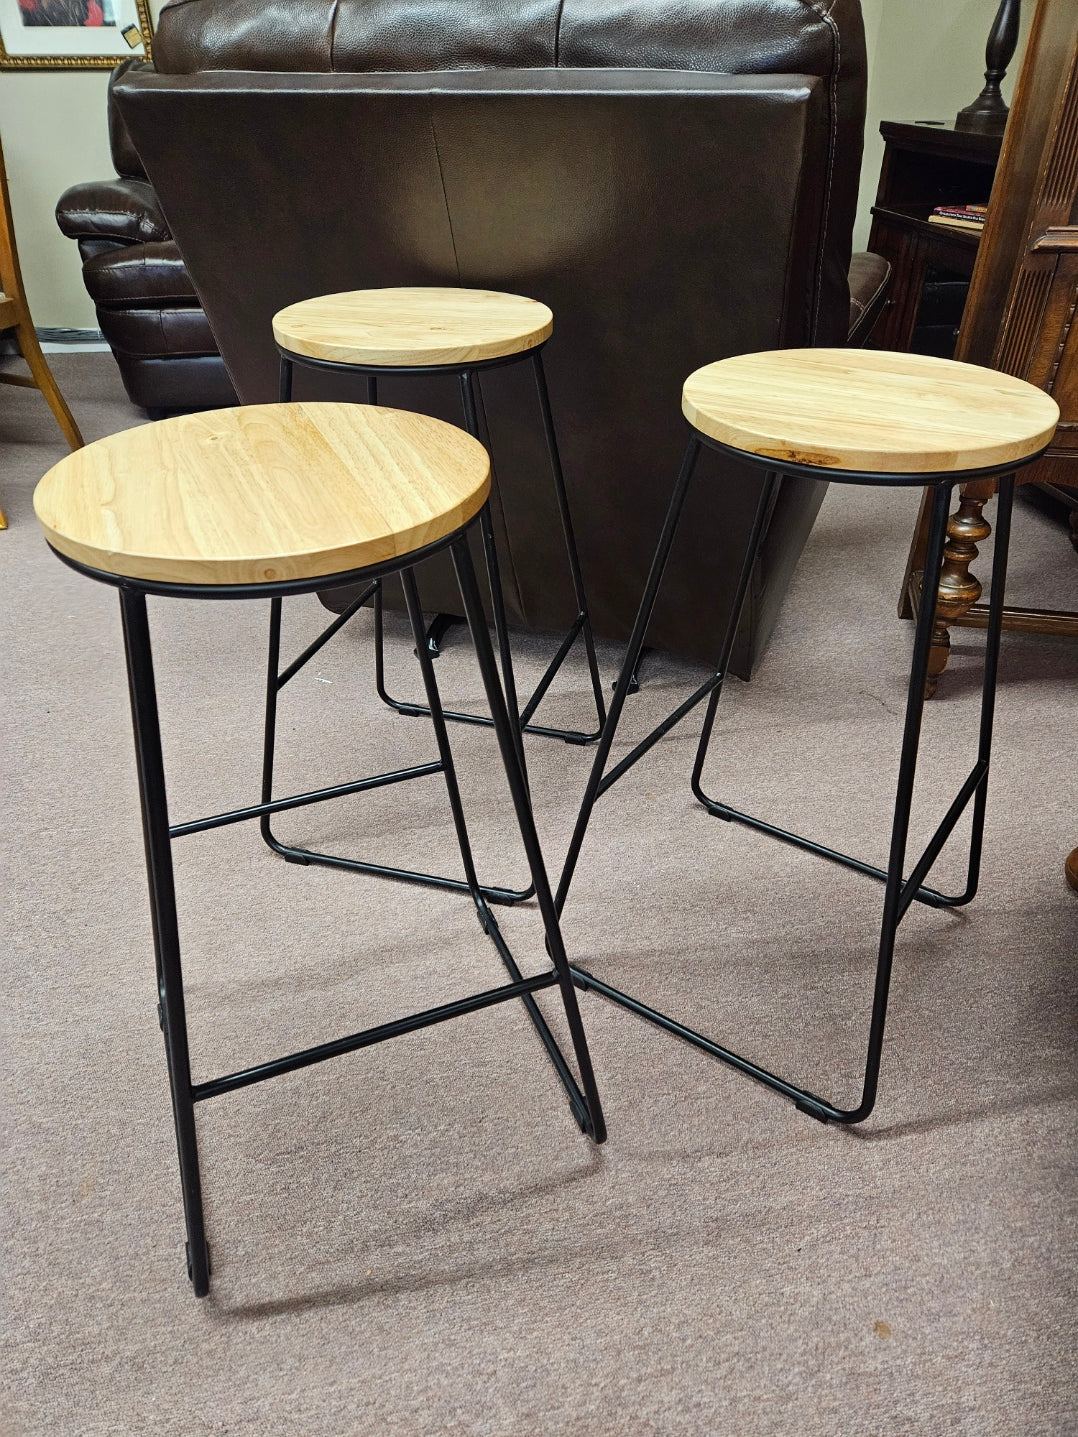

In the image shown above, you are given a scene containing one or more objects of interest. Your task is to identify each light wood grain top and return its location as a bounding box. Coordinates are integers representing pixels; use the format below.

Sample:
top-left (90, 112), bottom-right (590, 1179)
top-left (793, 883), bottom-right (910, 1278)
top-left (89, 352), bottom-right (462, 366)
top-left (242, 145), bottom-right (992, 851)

top-left (272, 287), bottom-right (553, 368)
top-left (682, 349), bottom-right (1060, 475)
top-left (34, 403), bottom-right (490, 587)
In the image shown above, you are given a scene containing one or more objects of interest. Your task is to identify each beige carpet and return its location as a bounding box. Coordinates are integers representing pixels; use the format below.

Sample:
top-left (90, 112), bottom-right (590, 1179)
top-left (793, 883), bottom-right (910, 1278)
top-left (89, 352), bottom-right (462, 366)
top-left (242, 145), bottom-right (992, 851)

top-left (2, 355), bottom-right (1076, 1436)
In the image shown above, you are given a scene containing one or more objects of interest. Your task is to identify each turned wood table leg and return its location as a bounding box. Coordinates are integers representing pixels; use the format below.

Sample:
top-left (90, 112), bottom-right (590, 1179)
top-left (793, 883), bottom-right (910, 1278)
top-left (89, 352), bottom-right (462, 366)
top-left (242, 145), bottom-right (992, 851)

top-left (926, 489), bottom-right (993, 696)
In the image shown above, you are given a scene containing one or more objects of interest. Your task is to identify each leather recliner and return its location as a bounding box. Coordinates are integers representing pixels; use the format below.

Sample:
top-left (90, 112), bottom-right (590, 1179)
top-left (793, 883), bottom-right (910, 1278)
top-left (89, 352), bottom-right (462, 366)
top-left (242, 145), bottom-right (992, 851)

top-left (55, 117), bottom-right (886, 415)
top-left (55, 60), bottom-right (236, 414)
top-left (106, 0), bottom-right (880, 676)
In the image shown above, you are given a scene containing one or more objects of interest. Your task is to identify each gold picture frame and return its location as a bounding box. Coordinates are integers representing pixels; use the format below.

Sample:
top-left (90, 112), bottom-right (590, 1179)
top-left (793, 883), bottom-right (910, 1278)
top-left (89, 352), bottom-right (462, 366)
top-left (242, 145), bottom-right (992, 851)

top-left (0, 0), bottom-right (153, 69)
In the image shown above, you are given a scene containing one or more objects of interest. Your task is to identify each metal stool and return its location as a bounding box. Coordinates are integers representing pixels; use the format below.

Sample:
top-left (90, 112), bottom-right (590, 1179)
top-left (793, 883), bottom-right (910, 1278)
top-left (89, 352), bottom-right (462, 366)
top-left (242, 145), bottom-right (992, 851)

top-left (273, 286), bottom-right (606, 749)
top-left (555, 348), bottom-right (1059, 1126)
top-left (34, 402), bottom-right (606, 1298)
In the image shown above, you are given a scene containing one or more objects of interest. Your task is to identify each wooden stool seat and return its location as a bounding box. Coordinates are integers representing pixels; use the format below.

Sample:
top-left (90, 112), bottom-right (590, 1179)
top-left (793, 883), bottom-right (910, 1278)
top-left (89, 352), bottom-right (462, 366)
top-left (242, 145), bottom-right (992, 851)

top-left (272, 287), bottom-right (553, 368)
top-left (33, 402), bottom-right (490, 588)
top-left (682, 349), bottom-right (1060, 476)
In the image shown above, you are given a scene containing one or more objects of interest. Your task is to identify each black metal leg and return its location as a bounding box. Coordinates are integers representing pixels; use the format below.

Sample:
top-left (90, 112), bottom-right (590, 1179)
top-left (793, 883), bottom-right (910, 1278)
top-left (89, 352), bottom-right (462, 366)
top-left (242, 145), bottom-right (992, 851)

top-left (279, 358), bottom-right (293, 404)
top-left (460, 370), bottom-right (528, 782)
top-left (423, 612), bottom-right (463, 657)
top-left (951, 473), bottom-right (1015, 907)
top-left (531, 351), bottom-right (607, 738)
top-left (478, 502), bottom-right (529, 785)
top-left (399, 566), bottom-right (486, 906)
top-left (119, 589), bottom-right (210, 1296)
top-left (259, 596), bottom-right (286, 857)
top-left (451, 535), bottom-right (606, 1143)
top-left (366, 375), bottom-right (378, 406)
top-left (555, 436), bottom-right (703, 915)
top-left (688, 471), bottom-right (781, 799)
top-left (372, 357), bottom-right (606, 746)
top-left (613, 646), bottom-right (654, 695)
top-left (690, 474), bottom-right (987, 911)
top-left (848, 479), bottom-right (954, 1122)
top-left (400, 552), bottom-right (593, 1118)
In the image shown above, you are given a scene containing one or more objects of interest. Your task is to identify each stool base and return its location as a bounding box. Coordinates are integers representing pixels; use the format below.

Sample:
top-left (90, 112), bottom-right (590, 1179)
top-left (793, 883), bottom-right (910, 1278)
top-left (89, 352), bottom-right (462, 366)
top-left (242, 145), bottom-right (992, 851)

top-left (557, 432), bottom-right (1024, 1126)
top-left (113, 517), bottom-right (605, 1299)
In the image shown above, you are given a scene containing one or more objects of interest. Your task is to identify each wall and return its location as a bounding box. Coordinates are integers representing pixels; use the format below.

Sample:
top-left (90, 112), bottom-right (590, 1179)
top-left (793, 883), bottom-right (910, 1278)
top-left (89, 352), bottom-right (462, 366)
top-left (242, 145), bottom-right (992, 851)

top-left (1, 69), bottom-right (113, 329)
top-left (0, 1), bottom-right (1038, 328)
top-left (856, 0), bottom-right (1034, 249)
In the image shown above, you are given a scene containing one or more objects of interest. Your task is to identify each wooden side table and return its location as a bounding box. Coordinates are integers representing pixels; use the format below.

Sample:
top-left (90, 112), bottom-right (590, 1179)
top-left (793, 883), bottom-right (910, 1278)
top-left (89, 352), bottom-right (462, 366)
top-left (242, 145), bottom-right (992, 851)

top-left (868, 121), bottom-right (1002, 357)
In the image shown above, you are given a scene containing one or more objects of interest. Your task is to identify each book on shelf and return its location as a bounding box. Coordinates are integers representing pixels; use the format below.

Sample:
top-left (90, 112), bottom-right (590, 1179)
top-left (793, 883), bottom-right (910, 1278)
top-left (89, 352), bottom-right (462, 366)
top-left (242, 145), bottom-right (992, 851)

top-left (929, 203), bottom-right (987, 225)
top-left (932, 204), bottom-right (988, 217)
top-left (928, 215), bottom-right (986, 232)
top-left (927, 203), bottom-right (988, 234)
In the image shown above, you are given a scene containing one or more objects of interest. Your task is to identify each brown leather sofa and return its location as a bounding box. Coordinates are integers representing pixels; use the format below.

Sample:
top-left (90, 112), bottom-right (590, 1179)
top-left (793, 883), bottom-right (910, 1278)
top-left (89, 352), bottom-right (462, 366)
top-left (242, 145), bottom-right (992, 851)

top-left (54, 60), bottom-right (236, 414)
top-left (107, 0), bottom-right (877, 675)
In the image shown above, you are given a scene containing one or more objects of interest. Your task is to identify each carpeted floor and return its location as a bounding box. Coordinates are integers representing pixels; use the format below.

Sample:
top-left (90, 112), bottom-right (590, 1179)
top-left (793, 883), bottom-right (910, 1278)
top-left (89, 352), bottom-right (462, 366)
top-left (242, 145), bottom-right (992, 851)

top-left (2, 355), bottom-right (1076, 1436)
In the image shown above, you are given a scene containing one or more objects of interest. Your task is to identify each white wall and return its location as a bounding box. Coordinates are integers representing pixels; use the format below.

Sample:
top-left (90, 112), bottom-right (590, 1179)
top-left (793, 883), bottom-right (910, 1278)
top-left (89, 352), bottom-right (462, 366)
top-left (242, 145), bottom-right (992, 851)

top-left (856, 0), bottom-right (1034, 250)
top-left (1, 69), bottom-right (112, 329)
top-left (1, 1), bottom-right (1035, 328)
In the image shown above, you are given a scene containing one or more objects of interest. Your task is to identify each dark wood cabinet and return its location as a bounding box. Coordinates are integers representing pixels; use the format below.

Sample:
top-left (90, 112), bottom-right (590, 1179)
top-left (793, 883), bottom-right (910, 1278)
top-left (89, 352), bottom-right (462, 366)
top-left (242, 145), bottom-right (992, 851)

top-left (868, 122), bottom-right (1002, 355)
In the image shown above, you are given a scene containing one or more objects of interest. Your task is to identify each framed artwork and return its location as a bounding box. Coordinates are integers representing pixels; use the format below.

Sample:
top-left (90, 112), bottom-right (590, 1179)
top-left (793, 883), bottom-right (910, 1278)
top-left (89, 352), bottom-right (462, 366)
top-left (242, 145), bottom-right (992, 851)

top-left (0, 0), bottom-right (153, 68)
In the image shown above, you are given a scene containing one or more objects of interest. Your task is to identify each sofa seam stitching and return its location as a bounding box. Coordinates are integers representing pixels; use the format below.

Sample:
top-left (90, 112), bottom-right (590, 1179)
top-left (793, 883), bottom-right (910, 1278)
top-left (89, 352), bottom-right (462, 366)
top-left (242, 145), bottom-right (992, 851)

top-left (426, 99), bottom-right (462, 284)
top-left (327, 0), bottom-right (342, 71)
top-left (802, 0), bottom-right (841, 339)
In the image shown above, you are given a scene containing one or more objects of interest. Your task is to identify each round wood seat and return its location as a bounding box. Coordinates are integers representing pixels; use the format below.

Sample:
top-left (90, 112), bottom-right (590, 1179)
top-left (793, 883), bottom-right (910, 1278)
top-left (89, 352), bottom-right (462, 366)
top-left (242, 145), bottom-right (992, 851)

top-left (682, 348), bottom-right (1060, 476)
top-left (33, 403), bottom-right (490, 588)
top-left (272, 287), bottom-right (553, 369)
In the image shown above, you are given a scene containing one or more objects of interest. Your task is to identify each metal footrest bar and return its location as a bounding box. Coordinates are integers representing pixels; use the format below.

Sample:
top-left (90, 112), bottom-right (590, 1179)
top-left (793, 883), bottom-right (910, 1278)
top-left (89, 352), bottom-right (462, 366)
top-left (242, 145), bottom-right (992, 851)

top-left (570, 964), bottom-right (836, 1122)
top-left (170, 761), bottom-right (444, 839)
top-left (374, 586), bottom-right (603, 746)
top-left (696, 796), bottom-right (952, 908)
top-left (695, 758), bottom-right (989, 920)
top-left (260, 834), bottom-right (530, 906)
top-left (191, 970), bottom-right (559, 1104)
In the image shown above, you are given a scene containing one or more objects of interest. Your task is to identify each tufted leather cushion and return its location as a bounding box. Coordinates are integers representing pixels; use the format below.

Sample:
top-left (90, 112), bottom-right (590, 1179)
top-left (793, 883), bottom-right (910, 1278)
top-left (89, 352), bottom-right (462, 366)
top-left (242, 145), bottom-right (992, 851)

top-left (96, 304), bottom-right (220, 357)
top-left (82, 241), bottom-right (199, 306)
top-left (153, 0), bottom-right (858, 79)
top-left (55, 177), bottom-right (170, 247)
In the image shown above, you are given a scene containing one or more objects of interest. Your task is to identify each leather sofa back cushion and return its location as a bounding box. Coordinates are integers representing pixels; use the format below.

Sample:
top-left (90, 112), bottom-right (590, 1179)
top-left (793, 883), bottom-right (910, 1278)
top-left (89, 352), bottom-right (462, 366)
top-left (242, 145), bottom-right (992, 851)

top-left (108, 59), bottom-right (150, 179)
top-left (153, 0), bottom-right (862, 83)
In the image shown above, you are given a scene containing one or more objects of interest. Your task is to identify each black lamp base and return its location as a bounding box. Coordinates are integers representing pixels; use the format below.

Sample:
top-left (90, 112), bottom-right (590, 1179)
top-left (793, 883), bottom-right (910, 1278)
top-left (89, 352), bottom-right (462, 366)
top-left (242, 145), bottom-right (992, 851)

top-left (955, 0), bottom-right (1022, 139)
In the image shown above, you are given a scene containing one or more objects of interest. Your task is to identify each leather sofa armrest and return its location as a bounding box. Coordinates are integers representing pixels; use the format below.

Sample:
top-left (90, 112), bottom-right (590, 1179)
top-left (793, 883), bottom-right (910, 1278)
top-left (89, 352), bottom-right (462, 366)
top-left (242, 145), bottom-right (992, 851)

top-left (55, 177), bottom-right (171, 247)
top-left (847, 251), bottom-right (891, 347)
